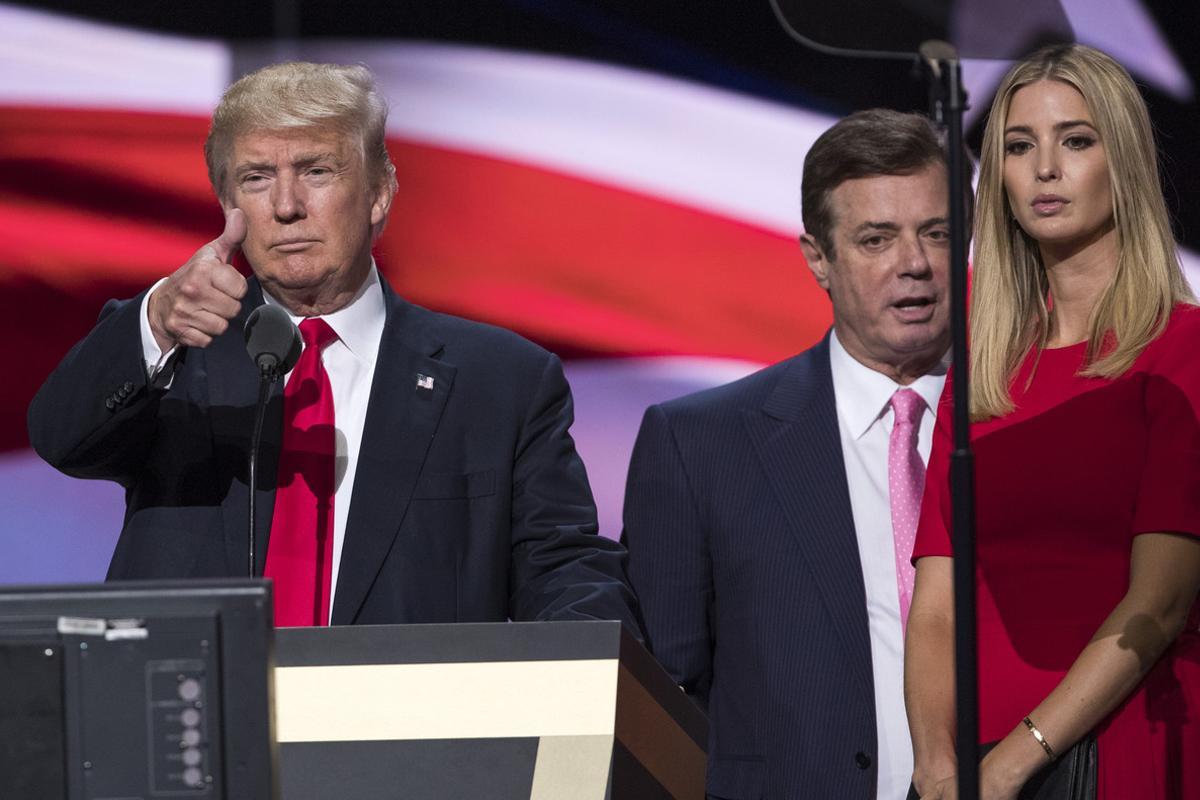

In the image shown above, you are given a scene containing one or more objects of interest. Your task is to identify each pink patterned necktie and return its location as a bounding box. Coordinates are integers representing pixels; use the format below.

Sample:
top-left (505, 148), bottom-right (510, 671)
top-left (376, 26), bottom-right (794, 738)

top-left (888, 387), bottom-right (926, 632)
top-left (264, 318), bottom-right (338, 627)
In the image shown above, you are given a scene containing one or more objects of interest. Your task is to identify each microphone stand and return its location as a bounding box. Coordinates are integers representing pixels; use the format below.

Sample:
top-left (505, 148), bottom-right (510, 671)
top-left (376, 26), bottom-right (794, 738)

top-left (921, 41), bottom-right (979, 800)
top-left (248, 359), bottom-right (281, 578)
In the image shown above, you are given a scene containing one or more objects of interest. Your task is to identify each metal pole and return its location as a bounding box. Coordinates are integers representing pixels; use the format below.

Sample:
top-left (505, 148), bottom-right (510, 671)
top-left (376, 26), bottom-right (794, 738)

top-left (930, 49), bottom-right (981, 800)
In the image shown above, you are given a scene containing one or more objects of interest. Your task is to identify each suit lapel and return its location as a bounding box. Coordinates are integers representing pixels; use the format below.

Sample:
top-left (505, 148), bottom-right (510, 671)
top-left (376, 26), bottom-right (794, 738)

top-left (331, 287), bottom-right (455, 624)
top-left (742, 338), bottom-right (875, 693)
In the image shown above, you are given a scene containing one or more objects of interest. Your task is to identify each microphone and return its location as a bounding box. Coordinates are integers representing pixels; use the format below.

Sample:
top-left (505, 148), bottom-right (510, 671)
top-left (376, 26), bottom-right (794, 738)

top-left (243, 304), bottom-right (300, 579)
top-left (244, 303), bottom-right (301, 378)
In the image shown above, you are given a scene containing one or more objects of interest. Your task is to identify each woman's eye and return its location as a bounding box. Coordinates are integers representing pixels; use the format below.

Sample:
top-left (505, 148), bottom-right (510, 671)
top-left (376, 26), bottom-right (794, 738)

top-left (1064, 135), bottom-right (1096, 150)
top-left (1004, 140), bottom-right (1032, 156)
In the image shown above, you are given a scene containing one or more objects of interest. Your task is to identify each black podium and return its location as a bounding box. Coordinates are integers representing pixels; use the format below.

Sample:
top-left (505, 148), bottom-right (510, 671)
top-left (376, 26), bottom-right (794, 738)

top-left (274, 621), bottom-right (707, 799)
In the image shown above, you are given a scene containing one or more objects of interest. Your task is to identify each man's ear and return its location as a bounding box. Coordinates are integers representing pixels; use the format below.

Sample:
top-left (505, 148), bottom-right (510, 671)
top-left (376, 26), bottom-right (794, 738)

top-left (799, 232), bottom-right (831, 290)
top-left (369, 173), bottom-right (396, 234)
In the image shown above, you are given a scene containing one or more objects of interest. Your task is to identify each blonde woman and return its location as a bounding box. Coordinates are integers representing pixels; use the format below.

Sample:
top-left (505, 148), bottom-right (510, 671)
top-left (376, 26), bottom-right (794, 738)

top-left (905, 45), bottom-right (1200, 799)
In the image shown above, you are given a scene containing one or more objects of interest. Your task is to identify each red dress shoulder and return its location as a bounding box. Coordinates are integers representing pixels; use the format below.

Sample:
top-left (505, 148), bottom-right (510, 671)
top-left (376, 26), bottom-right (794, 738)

top-left (913, 303), bottom-right (1200, 799)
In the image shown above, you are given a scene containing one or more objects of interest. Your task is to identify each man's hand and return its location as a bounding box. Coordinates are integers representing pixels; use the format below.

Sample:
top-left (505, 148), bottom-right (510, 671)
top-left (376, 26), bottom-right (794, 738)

top-left (147, 208), bottom-right (249, 352)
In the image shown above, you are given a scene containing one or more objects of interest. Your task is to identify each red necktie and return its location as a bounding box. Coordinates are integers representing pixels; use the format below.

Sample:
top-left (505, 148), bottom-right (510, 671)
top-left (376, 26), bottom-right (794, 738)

top-left (265, 317), bottom-right (337, 627)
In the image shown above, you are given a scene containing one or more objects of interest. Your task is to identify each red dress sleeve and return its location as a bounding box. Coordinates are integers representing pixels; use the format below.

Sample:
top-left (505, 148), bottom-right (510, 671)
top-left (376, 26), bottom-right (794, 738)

top-left (913, 371), bottom-right (955, 560)
top-left (1131, 307), bottom-right (1200, 540)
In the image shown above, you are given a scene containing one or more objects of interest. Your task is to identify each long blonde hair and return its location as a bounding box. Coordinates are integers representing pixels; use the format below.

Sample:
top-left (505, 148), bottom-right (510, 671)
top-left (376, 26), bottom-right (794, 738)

top-left (970, 44), bottom-right (1191, 420)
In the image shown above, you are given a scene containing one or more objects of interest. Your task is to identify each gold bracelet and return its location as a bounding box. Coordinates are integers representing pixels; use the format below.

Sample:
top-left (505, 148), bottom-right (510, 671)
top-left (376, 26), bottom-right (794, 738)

top-left (1023, 716), bottom-right (1056, 761)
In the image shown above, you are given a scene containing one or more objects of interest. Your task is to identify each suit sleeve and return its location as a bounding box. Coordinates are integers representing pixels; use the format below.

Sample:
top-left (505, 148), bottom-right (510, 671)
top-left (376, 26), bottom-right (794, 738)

top-left (27, 289), bottom-right (170, 486)
top-left (622, 404), bottom-right (713, 710)
top-left (506, 351), bottom-right (645, 638)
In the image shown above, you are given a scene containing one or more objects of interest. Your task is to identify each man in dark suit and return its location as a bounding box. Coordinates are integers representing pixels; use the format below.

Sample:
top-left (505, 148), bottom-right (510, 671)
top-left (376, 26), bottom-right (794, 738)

top-left (28, 62), bottom-right (640, 633)
top-left (623, 110), bottom-right (958, 798)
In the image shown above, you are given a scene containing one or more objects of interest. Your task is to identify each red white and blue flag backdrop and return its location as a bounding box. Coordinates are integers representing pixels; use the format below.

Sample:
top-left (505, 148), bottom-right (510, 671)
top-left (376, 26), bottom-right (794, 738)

top-left (1, 1), bottom-right (1196, 582)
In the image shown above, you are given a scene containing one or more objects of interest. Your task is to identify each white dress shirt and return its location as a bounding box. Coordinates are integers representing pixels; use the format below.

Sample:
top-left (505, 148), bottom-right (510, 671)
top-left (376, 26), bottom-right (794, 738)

top-left (828, 329), bottom-right (946, 800)
top-left (140, 267), bottom-right (386, 624)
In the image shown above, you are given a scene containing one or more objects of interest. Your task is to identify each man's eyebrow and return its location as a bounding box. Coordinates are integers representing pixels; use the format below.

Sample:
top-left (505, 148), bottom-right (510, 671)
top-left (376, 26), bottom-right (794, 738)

top-left (292, 152), bottom-right (341, 167)
top-left (233, 160), bottom-right (275, 177)
top-left (1004, 120), bottom-right (1096, 136)
top-left (849, 218), bottom-right (948, 236)
top-left (851, 221), bottom-right (900, 234)
top-left (232, 152), bottom-right (342, 177)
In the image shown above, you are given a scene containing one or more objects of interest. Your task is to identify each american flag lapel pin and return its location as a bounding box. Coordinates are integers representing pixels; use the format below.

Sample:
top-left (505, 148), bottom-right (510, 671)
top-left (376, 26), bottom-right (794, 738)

top-left (416, 373), bottom-right (435, 391)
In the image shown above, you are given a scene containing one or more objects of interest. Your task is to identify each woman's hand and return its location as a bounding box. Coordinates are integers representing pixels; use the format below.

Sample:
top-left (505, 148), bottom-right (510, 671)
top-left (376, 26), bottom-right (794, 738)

top-left (912, 755), bottom-right (957, 798)
top-left (914, 770), bottom-right (1019, 800)
top-left (978, 749), bottom-right (1025, 800)
top-left (919, 774), bottom-right (958, 799)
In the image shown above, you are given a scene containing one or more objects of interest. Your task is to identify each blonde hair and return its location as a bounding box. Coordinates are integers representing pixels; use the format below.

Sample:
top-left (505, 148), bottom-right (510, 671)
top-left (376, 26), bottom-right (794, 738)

top-left (204, 62), bottom-right (397, 202)
top-left (971, 44), bottom-right (1192, 420)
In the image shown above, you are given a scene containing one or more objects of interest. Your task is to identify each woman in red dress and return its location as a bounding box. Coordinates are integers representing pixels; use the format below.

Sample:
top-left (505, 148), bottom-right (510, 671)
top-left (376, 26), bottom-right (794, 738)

top-left (905, 44), bottom-right (1200, 799)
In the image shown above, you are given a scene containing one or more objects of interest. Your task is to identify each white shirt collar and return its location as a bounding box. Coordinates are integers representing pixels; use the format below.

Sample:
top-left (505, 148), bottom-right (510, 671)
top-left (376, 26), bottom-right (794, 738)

top-left (261, 262), bottom-right (386, 369)
top-left (828, 328), bottom-right (947, 440)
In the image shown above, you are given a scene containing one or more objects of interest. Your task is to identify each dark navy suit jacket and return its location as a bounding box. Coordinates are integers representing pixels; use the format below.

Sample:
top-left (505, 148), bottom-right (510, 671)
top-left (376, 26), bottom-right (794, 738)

top-left (29, 276), bottom-right (641, 631)
top-left (623, 336), bottom-right (878, 799)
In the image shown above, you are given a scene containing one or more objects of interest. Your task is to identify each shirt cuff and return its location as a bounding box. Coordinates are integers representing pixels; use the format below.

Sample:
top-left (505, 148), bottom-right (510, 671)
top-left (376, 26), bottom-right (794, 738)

top-left (140, 277), bottom-right (178, 387)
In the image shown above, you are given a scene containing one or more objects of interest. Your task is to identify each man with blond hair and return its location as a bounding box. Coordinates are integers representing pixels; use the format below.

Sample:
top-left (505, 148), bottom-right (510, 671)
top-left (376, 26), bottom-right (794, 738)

top-left (30, 62), bottom-right (641, 633)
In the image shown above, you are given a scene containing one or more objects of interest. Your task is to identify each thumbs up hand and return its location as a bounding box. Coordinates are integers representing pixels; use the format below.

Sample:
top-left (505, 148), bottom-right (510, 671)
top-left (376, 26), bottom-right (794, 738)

top-left (147, 208), bottom-right (250, 352)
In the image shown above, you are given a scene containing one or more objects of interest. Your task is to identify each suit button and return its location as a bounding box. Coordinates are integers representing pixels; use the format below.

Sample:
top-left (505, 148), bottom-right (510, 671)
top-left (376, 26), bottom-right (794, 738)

top-left (855, 752), bottom-right (872, 770)
top-left (122, 381), bottom-right (134, 393)
top-left (105, 397), bottom-right (116, 410)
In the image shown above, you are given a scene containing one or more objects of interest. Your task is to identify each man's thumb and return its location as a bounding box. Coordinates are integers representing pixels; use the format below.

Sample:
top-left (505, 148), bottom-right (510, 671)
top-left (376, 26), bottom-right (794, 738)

top-left (212, 207), bottom-right (247, 263)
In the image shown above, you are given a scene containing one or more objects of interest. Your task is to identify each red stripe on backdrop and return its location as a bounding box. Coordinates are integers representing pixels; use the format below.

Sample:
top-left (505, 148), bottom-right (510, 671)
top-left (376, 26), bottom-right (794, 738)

top-left (1, 107), bottom-right (830, 450)
top-left (1, 107), bottom-right (225, 452)
top-left (382, 141), bottom-right (829, 361)
top-left (0, 108), bottom-right (222, 286)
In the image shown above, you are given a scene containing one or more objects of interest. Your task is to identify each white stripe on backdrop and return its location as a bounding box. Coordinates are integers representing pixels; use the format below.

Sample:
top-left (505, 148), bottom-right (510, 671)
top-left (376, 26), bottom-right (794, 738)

top-left (3, 3), bottom-right (1199, 583)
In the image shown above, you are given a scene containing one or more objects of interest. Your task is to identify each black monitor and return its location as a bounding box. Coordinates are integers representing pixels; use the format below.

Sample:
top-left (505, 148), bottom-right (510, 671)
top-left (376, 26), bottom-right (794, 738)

top-left (0, 579), bottom-right (275, 799)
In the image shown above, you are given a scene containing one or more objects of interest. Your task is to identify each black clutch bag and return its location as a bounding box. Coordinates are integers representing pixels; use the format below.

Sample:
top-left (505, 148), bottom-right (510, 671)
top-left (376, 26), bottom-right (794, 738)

top-left (906, 736), bottom-right (1096, 800)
